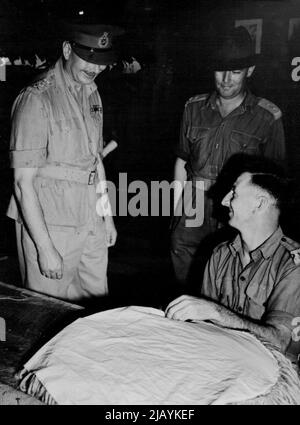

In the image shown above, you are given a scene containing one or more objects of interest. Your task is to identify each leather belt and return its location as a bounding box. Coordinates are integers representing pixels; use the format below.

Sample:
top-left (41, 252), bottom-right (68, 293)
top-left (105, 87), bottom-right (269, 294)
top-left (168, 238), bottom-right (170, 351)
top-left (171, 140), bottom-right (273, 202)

top-left (191, 176), bottom-right (216, 191)
top-left (37, 166), bottom-right (97, 185)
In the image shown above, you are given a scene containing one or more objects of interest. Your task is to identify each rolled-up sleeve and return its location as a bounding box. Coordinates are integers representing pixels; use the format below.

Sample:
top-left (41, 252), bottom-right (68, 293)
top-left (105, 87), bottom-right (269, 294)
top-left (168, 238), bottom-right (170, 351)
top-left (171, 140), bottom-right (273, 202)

top-left (10, 89), bottom-right (48, 168)
top-left (174, 106), bottom-right (190, 161)
top-left (263, 118), bottom-right (286, 164)
top-left (200, 247), bottom-right (221, 301)
top-left (263, 266), bottom-right (300, 331)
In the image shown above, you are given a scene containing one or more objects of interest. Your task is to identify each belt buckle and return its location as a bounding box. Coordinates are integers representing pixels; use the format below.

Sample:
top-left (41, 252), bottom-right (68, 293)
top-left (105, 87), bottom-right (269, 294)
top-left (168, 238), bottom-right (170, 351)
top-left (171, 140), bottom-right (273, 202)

top-left (88, 170), bottom-right (96, 185)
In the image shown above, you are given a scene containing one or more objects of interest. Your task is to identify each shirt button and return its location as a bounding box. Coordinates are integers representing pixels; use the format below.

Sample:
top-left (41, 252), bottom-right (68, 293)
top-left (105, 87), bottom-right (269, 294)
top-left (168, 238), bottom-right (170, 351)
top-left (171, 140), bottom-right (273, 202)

top-left (238, 306), bottom-right (243, 312)
top-left (240, 276), bottom-right (246, 281)
top-left (281, 237), bottom-right (286, 242)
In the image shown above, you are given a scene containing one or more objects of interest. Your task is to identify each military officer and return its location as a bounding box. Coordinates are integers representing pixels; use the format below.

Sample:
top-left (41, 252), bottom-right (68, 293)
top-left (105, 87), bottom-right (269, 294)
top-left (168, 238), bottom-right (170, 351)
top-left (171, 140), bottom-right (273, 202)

top-left (171, 26), bottom-right (286, 288)
top-left (7, 23), bottom-right (121, 302)
top-left (167, 157), bottom-right (300, 363)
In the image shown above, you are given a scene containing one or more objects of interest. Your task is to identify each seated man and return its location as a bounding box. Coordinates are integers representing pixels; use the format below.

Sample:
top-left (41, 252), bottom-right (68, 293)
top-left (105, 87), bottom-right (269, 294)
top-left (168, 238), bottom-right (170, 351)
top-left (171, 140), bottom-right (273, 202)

top-left (165, 158), bottom-right (300, 363)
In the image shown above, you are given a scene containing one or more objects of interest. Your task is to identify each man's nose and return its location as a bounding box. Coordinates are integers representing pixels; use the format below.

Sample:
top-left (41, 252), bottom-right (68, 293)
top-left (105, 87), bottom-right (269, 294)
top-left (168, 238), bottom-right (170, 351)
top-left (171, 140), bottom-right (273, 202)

top-left (221, 190), bottom-right (232, 207)
top-left (222, 71), bottom-right (231, 83)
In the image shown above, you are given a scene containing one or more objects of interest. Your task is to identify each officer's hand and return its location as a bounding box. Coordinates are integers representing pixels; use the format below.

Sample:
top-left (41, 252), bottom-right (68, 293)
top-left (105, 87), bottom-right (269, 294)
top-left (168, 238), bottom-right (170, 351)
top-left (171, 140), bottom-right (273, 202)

top-left (37, 245), bottom-right (64, 280)
top-left (104, 216), bottom-right (117, 247)
top-left (165, 295), bottom-right (219, 322)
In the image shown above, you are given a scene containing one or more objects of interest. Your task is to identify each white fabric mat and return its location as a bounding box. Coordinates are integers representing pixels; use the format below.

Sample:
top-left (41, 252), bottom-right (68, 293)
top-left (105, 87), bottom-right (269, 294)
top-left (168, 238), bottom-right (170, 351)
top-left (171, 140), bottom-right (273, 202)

top-left (19, 306), bottom-right (280, 405)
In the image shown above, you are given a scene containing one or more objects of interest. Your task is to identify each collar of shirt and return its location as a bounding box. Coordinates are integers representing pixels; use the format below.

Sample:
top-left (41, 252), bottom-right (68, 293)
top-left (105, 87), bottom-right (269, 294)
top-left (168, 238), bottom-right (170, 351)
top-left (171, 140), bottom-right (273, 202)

top-left (229, 226), bottom-right (283, 261)
top-left (206, 89), bottom-right (257, 114)
top-left (55, 57), bottom-right (97, 99)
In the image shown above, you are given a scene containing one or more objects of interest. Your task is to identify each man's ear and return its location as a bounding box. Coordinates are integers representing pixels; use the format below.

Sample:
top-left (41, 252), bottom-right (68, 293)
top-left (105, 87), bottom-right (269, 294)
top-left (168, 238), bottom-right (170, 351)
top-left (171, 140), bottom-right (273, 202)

top-left (62, 41), bottom-right (72, 60)
top-left (247, 65), bottom-right (255, 78)
top-left (256, 195), bottom-right (269, 212)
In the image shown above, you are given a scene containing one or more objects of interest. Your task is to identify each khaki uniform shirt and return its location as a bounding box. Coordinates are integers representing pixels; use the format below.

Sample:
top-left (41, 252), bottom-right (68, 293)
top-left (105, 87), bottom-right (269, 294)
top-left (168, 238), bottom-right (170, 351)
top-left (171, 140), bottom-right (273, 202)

top-left (7, 58), bottom-right (103, 231)
top-left (176, 91), bottom-right (286, 181)
top-left (201, 227), bottom-right (300, 333)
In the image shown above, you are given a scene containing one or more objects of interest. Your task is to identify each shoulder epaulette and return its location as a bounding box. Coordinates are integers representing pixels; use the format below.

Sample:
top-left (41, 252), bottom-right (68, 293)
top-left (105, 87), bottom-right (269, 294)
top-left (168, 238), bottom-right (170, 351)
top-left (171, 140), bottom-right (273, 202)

top-left (29, 72), bottom-right (54, 93)
top-left (185, 93), bottom-right (209, 107)
top-left (257, 98), bottom-right (282, 120)
top-left (280, 236), bottom-right (300, 265)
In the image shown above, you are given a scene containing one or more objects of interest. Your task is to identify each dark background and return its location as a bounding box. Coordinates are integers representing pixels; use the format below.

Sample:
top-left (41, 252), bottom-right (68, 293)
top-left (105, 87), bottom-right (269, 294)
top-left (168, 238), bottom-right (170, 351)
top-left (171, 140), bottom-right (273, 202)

top-left (0, 0), bottom-right (300, 306)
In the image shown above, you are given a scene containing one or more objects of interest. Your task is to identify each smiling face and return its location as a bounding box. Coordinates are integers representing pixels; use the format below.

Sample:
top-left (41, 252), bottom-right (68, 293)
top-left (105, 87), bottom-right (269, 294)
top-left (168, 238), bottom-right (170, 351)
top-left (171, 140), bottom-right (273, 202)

top-left (214, 67), bottom-right (254, 100)
top-left (62, 41), bottom-right (107, 85)
top-left (221, 172), bottom-right (259, 231)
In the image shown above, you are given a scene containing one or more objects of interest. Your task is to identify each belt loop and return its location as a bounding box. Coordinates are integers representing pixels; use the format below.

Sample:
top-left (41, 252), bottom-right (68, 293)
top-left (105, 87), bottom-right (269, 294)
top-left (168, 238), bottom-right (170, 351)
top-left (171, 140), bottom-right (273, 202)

top-left (88, 171), bottom-right (96, 185)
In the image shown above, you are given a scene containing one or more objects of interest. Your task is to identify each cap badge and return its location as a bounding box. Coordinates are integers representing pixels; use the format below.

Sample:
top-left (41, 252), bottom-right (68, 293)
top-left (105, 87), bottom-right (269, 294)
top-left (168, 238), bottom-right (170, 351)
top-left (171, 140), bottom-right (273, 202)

top-left (98, 32), bottom-right (109, 49)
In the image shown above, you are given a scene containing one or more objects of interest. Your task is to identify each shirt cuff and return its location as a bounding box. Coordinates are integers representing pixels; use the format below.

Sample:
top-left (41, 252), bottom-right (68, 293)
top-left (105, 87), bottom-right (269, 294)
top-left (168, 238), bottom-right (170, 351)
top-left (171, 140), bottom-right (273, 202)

top-left (10, 148), bottom-right (47, 168)
top-left (174, 148), bottom-right (189, 161)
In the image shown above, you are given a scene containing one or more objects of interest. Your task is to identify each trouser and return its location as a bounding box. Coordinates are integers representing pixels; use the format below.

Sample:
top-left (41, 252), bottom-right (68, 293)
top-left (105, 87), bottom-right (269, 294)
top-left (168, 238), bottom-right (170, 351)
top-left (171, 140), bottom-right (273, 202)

top-left (170, 186), bottom-right (218, 290)
top-left (16, 220), bottom-right (108, 302)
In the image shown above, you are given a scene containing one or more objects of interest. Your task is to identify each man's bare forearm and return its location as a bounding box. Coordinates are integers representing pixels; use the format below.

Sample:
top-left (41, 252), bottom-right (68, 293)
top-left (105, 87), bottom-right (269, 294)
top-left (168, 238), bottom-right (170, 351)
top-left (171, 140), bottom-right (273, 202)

top-left (174, 157), bottom-right (187, 210)
top-left (14, 171), bottom-right (52, 250)
top-left (14, 168), bottom-right (64, 279)
top-left (214, 304), bottom-right (291, 352)
top-left (165, 295), bottom-right (291, 353)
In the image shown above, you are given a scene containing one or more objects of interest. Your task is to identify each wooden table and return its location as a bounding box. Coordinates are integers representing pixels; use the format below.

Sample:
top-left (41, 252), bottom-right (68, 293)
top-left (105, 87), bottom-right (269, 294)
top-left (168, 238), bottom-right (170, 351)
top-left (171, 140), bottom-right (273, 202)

top-left (0, 281), bottom-right (84, 404)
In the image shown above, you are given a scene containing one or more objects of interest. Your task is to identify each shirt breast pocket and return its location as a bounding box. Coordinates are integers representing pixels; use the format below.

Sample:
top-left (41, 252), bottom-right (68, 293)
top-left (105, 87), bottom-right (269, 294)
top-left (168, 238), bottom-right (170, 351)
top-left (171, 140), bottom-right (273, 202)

top-left (244, 296), bottom-right (266, 320)
top-left (245, 283), bottom-right (267, 320)
top-left (230, 130), bottom-right (262, 155)
top-left (90, 109), bottom-right (102, 123)
top-left (187, 127), bottom-right (210, 144)
top-left (186, 127), bottom-right (210, 161)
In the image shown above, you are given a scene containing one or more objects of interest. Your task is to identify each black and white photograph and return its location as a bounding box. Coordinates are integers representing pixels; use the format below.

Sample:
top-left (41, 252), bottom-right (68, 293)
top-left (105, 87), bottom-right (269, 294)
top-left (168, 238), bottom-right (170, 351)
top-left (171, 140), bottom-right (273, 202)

top-left (235, 18), bottom-right (263, 53)
top-left (0, 0), bottom-right (300, 410)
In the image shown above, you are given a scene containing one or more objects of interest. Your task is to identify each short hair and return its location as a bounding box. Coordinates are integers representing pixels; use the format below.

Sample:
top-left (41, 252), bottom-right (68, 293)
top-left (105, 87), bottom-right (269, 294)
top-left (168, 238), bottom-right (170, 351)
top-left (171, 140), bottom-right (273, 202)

top-left (211, 154), bottom-right (294, 222)
top-left (249, 172), bottom-right (289, 211)
top-left (237, 155), bottom-right (290, 213)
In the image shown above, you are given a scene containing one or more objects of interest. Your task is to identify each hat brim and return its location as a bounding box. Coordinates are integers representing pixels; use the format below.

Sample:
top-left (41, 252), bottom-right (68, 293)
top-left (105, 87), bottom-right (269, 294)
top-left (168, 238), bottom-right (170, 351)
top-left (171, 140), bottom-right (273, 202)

top-left (72, 44), bottom-right (117, 65)
top-left (211, 54), bottom-right (260, 71)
